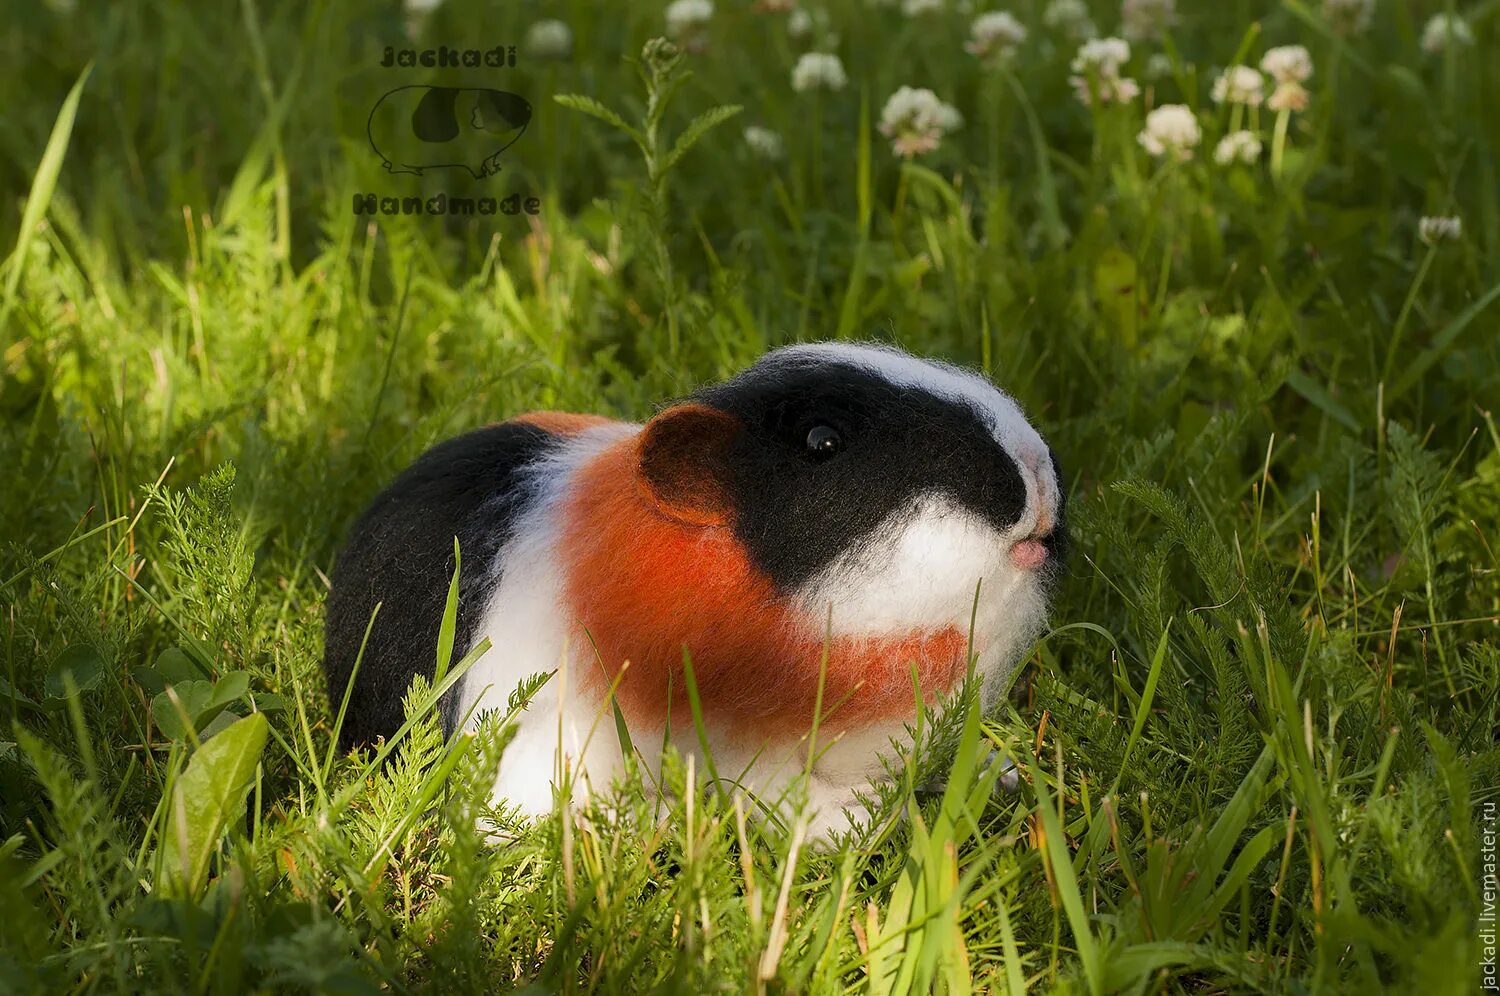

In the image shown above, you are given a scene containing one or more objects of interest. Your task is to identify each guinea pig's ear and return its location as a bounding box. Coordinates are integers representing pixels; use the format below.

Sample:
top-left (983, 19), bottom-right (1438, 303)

top-left (635, 404), bottom-right (742, 527)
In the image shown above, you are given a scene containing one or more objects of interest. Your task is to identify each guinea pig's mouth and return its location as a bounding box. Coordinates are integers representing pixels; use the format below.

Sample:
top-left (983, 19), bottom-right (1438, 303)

top-left (1009, 525), bottom-right (1066, 572)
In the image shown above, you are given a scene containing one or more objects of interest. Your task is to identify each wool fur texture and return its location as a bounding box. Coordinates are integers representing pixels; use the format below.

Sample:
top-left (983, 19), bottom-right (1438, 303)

top-left (324, 342), bottom-right (1066, 839)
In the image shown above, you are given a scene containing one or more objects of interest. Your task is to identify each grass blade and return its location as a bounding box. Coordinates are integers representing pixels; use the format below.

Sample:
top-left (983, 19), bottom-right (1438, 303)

top-left (1, 63), bottom-right (91, 334)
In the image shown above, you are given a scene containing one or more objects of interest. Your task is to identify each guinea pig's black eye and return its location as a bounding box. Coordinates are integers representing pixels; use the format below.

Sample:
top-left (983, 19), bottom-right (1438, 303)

top-left (804, 424), bottom-right (843, 459)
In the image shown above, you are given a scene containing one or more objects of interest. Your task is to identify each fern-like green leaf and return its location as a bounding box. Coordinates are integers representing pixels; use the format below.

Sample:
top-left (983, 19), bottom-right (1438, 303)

top-left (554, 93), bottom-right (645, 151)
top-left (660, 103), bottom-right (742, 176)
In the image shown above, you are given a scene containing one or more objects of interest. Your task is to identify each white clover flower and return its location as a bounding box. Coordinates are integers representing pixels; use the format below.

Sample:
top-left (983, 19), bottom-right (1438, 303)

top-left (525, 19), bottom-right (574, 60)
top-left (1121, 0), bottom-right (1174, 42)
top-left (1211, 65), bottom-right (1264, 106)
top-left (788, 6), bottom-right (834, 43)
top-left (1419, 215), bottom-right (1462, 244)
top-left (1261, 45), bottom-right (1312, 110)
top-left (403, 0), bottom-right (442, 35)
top-left (879, 85), bottom-right (963, 157)
top-left (902, 0), bottom-right (945, 13)
top-left (666, 0), bottom-right (715, 42)
top-left (1044, 0), bottom-right (1097, 40)
top-left (1421, 13), bottom-right (1474, 54)
top-left (1072, 36), bottom-right (1131, 75)
top-left (1137, 103), bottom-right (1200, 159)
top-left (403, 0), bottom-right (443, 34)
top-left (1070, 74), bottom-right (1140, 105)
top-left (1322, 0), bottom-right (1373, 36)
top-left (743, 125), bottom-right (787, 159)
top-left (966, 11), bottom-right (1028, 65)
top-left (1070, 37), bottom-right (1139, 105)
top-left (1260, 45), bottom-right (1313, 84)
top-left (1214, 130), bottom-right (1262, 165)
top-left (1146, 52), bottom-right (1174, 78)
top-left (792, 51), bottom-right (848, 91)
top-left (1266, 81), bottom-right (1309, 112)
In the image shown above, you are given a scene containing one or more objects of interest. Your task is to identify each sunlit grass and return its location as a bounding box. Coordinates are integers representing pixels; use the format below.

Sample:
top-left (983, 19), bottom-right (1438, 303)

top-left (1, 0), bottom-right (1497, 991)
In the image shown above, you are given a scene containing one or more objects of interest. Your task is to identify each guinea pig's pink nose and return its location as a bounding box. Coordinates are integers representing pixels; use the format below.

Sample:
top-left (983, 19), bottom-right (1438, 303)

top-left (1010, 539), bottom-right (1049, 571)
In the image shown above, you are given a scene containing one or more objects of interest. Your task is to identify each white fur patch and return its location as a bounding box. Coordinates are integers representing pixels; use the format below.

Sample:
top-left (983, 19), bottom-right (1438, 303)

top-left (458, 421), bottom-right (637, 816)
top-left (788, 492), bottom-right (1050, 711)
top-left (791, 494), bottom-right (998, 635)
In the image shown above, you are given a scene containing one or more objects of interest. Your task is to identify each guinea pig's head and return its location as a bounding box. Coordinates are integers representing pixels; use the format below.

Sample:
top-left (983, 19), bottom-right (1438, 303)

top-left (633, 342), bottom-right (1065, 700)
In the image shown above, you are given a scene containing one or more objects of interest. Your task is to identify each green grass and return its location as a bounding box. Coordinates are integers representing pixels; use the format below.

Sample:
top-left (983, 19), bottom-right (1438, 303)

top-left (3, 0), bottom-right (1499, 991)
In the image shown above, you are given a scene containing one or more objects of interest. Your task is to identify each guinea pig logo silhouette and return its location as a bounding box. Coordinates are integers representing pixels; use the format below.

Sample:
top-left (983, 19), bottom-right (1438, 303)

top-left (367, 85), bottom-right (532, 179)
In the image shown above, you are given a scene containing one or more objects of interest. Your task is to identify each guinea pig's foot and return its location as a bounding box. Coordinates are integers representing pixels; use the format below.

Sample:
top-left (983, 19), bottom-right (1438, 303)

top-left (914, 749), bottom-right (1019, 797)
top-left (988, 750), bottom-right (1020, 793)
top-left (799, 782), bottom-right (875, 847)
top-left (803, 806), bottom-right (870, 847)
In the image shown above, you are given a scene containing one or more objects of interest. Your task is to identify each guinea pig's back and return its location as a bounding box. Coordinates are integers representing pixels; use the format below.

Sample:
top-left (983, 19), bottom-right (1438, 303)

top-left (324, 419), bottom-right (566, 748)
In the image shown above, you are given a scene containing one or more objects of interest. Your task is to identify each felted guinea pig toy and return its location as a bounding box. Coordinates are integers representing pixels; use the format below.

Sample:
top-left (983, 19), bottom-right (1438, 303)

top-left (323, 342), bottom-right (1065, 839)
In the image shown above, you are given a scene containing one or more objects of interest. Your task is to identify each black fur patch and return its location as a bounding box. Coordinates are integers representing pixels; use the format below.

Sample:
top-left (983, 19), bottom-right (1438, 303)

top-left (323, 422), bottom-right (557, 748)
top-left (693, 357), bottom-right (1044, 592)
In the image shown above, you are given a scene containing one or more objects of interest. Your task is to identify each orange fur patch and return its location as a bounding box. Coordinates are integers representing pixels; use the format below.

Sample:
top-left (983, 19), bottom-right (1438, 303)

top-left (513, 411), bottom-right (615, 436)
top-left (560, 435), bottom-right (970, 745)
